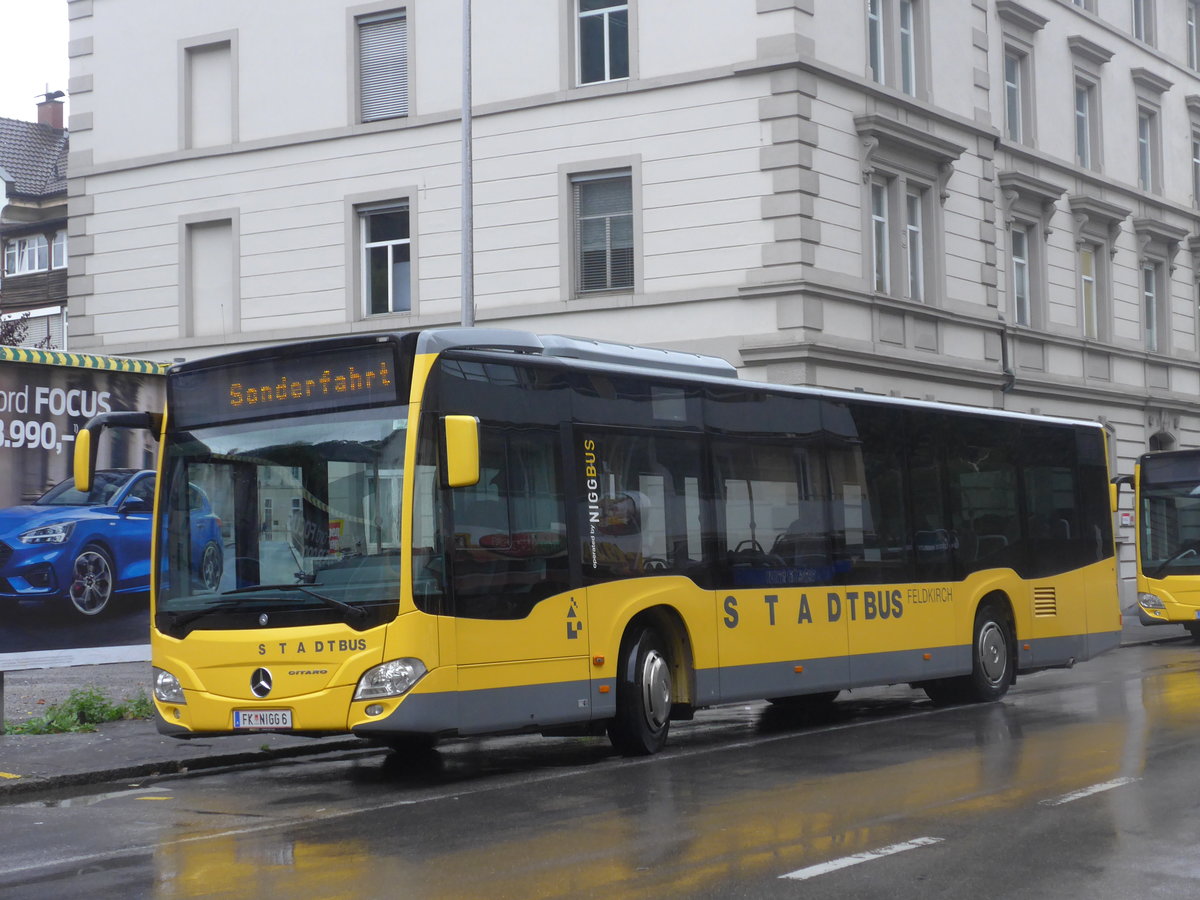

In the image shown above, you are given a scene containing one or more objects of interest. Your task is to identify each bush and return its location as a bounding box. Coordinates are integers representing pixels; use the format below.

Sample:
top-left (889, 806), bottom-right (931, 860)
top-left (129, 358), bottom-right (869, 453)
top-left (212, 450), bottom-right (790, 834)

top-left (4, 686), bottom-right (153, 735)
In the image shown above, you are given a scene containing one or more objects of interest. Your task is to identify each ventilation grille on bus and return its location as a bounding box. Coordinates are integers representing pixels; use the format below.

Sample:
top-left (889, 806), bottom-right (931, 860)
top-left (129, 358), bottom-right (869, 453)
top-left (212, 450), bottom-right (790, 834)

top-left (1033, 587), bottom-right (1057, 617)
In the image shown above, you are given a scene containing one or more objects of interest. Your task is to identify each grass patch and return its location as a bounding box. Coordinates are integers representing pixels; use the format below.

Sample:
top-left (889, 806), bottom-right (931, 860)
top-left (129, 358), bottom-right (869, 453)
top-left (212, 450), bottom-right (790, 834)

top-left (4, 686), bottom-right (154, 735)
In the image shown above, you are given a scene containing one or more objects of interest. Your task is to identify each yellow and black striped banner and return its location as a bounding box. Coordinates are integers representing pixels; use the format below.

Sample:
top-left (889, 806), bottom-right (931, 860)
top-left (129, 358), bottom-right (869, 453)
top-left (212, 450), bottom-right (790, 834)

top-left (0, 347), bottom-right (165, 374)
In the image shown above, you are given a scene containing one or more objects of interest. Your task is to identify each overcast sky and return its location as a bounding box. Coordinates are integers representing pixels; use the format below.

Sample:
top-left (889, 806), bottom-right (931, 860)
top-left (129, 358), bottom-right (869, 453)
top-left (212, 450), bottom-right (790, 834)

top-left (0, 1), bottom-right (69, 122)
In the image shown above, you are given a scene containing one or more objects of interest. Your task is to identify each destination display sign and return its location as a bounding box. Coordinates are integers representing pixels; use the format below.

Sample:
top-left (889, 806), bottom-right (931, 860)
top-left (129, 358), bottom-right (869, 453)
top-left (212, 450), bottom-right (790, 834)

top-left (171, 344), bottom-right (404, 427)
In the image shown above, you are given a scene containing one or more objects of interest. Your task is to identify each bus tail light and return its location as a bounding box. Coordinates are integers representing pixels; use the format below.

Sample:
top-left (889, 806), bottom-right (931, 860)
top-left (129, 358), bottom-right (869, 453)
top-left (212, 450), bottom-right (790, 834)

top-left (354, 658), bottom-right (427, 701)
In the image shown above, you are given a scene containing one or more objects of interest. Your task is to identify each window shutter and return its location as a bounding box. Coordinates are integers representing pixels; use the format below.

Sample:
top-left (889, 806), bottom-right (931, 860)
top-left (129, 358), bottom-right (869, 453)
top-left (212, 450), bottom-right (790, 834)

top-left (359, 13), bottom-right (408, 121)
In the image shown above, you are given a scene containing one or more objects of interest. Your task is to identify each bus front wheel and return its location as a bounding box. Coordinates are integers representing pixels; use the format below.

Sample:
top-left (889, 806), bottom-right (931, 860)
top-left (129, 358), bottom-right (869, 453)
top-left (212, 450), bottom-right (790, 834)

top-left (608, 627), bottom-right (672, 756)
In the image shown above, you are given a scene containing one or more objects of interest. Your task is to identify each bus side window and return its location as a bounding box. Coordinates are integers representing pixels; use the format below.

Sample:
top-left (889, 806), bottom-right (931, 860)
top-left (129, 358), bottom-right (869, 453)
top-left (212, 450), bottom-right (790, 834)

top-left (580, 431), bottom-right (703, 583)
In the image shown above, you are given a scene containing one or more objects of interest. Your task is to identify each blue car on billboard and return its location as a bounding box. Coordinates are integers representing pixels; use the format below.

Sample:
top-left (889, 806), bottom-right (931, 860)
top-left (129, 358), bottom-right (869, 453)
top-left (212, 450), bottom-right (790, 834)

top-left (0, 469), bottom-right (223, 616)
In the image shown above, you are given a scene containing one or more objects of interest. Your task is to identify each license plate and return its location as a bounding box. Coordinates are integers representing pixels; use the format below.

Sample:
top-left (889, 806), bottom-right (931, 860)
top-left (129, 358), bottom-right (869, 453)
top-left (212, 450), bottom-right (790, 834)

top-left (233, 709), bottom-right (292, 730)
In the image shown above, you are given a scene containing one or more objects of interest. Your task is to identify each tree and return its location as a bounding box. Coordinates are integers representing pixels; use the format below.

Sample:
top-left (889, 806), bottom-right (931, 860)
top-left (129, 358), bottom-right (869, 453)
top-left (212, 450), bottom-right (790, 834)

top-left (0, 312), bottom-right (53, 348)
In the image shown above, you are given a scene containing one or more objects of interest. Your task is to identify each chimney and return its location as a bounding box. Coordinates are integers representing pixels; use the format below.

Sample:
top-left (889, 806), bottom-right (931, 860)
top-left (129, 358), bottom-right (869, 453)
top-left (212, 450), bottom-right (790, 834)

top-left (37, 92), bottom-right (65, 130)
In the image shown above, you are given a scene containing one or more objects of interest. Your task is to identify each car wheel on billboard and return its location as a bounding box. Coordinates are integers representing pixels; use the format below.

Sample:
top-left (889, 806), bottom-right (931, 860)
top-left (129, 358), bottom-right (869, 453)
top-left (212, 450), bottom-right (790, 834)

top-left (200, 541), bottom-right (223, 591)
top-left (68, 545), bottom-right (115, 616)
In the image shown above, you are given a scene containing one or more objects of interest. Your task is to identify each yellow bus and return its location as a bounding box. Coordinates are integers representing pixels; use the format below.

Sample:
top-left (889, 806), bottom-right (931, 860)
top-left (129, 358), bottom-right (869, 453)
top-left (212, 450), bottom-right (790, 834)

top-left (76, 328), bottom-right (1120, 755)
top-left (1124, 449), bottom-right (1200, 641)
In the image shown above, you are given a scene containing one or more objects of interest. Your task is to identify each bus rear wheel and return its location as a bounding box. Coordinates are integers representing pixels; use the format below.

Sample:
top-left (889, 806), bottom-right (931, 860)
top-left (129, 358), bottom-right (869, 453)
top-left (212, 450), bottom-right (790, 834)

top-left (924, 601), bottom-right (1013, 705)
top-left (608, 627), bottom-right (672, 756)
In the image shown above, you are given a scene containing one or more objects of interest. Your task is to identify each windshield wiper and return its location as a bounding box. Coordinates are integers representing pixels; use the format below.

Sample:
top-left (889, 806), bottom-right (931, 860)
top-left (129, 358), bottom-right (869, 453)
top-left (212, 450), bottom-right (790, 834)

top-left (220, 583), bottom-right (369, 621)
top-left (1149, 542), bottom-right (1200, 579)
top-left (167, 584), bottom-right (367, 634)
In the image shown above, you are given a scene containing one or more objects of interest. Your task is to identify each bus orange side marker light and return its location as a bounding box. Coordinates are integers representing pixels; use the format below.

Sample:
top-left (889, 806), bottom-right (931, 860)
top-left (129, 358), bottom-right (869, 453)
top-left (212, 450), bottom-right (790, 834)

top-left (1023, 644), bottom-right (1031, 651)
top-left (598, 685), bottom-right (610, 694)
top-left (922, 653), bottom-right (932, 661)
top-left (593, 656), bottom-right (605, 666)
top-left (794, 665), bottom-right (804, 674)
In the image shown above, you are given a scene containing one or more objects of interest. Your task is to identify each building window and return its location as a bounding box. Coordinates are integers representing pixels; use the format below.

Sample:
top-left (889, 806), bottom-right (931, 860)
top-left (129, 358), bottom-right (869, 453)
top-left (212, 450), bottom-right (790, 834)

top-left (1190, 1), bottom-right (1200, 69)
top-left (1138, 108), bottom-right (1158, 192)
top-left (1004, 50), bottom-right (1027, 143)
top-left (3, 234), bottom-right (49, 275)
top-left (1142, 261), bottom-right (1161, 351)
top-left (358, 10), bottom-right (408, 122)
top-left (906, 190), bottom-right (924, 301)
top-left (1072, 0), bottom-right (1095, 10)
top-left (871, 179), bottom-right (890, 294)
top-left (573, 171), bottom-right (633, 293)
top-left (1075, 81), bottom-right (1095, 168)
top-left (578, 1), bottom-right (629, 85)
top-left (51, 230), bottom-right (67, 270)
top-left (1193, 133), bottom-right (1200, 207)
top-left (362, 205), bottom-right (411, 314)
top-left (866, 0), bottom-right (923, 97)
top-left (1132, 0), bottom-right (1155, 44)
top-left (868, 0), bottom-right (884, 83)
top-left (1011, 224), bottom-right (1031, 326)
top-left (1080, 244), bottom-right (1099, 339)
top-left (899, 0), bottom-right (916, 96)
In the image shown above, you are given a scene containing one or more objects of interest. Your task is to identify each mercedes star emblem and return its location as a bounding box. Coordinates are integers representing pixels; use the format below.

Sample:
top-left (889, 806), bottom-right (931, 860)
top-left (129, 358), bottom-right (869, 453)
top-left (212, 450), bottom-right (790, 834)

top-left (250, 667), bottom-right (273, 698)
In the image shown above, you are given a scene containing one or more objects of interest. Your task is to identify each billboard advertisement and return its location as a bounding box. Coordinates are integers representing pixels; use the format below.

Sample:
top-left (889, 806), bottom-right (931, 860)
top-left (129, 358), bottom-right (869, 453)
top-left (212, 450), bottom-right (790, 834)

top-left (0, 348), bottom-right (165, 672)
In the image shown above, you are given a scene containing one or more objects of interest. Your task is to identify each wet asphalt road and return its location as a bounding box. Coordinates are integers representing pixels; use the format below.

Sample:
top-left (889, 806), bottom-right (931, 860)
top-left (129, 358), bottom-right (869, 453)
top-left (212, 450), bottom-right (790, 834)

top-left (2, 635), bottom-right (1199, 899)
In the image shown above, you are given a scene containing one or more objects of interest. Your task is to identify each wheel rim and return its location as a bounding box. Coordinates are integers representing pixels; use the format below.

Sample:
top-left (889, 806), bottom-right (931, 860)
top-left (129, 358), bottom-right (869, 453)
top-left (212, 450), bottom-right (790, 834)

top-left (201, 545), bottom-right (222, 590)
top-left (69, 550), bottom-right (113, 615)
top-left (639, 648), bottom-right (671, 732)
top-left (977, 619), bottom-right (1008, 687)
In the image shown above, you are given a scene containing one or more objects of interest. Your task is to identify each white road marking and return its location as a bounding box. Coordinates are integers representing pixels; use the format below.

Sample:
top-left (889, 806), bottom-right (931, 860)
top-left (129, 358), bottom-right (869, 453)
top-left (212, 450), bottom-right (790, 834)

top-left (780, 836), bottom-right (944, 881)
top-left (1040, 777), bottom-right (1139, 806)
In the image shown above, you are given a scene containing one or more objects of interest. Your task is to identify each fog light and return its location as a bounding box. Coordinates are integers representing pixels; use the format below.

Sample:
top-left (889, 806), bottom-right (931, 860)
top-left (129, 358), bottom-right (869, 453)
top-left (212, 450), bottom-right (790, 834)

top-left (366, 704), bottom-right (384, 716)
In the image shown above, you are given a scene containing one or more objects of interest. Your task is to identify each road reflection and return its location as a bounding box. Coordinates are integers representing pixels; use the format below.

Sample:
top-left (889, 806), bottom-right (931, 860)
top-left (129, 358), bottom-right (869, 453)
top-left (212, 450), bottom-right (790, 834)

top-left (149, 647), bottom-right (1200, 899)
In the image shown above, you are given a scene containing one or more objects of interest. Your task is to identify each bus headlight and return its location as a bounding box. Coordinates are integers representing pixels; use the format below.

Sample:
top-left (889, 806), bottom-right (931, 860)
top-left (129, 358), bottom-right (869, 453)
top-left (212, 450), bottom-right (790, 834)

top-left (153, 667), bottom-right (187, 704)
top-left (1138, 593), bottom-right (1166, 609)
top-left (354, 658), bottom-right (426, 701)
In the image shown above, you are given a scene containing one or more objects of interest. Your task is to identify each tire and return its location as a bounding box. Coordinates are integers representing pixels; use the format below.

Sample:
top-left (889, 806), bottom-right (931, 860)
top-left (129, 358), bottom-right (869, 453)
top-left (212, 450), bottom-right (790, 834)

top-left (68, 545), bottom-right (115, 616)
top-left (199, 542), bottom-right (223, 591)
top-left (608, 627), bottom-right (672, 756)
top-left (1186, 623), bottom-right (1200, 644)
top-left (924, 601), bottom-right (1012, 705)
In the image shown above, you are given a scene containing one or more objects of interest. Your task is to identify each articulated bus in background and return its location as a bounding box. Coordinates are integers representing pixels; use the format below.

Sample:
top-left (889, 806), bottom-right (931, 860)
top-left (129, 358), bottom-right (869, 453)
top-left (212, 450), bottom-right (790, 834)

top-left (1124, 449), bottom-right (1200, 641)
top-left (76, 328), bottom-right (1121, 755)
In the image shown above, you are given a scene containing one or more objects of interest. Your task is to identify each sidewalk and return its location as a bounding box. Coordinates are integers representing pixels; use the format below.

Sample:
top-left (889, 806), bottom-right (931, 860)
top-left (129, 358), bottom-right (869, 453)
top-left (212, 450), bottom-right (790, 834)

top-left (0, 615), bottom-right (1192, 798)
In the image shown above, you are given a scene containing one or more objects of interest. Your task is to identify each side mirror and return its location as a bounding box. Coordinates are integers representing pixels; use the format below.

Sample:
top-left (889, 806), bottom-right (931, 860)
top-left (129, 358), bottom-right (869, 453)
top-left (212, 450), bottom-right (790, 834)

top-left (73, 428), bottom-right (94, 494)
top-left (442, 415), bottom-right (480, 488)
top-left (119, 495), bottom-right (149, 514)
top-left (74, 411), bottom-right (161, 494)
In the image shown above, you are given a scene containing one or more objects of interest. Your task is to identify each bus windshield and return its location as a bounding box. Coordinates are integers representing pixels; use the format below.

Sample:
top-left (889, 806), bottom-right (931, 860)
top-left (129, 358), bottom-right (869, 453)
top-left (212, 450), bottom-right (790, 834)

top-left (157, 407), bottom-right (408, 633)
top-left (1139, 478), bottom-right (1200, 578)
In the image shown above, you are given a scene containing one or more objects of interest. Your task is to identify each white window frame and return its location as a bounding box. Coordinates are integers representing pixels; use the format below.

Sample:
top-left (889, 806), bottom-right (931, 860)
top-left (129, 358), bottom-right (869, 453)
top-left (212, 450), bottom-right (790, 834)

top-left (1080, 243), bottom-right (1099, 339)
top-left (871, 179), bottom-right (890, 294)
top-left (1003, 49), bottom-right (1032, 144)
top-left (905, 189), bottom-right (924, 301)
top-left (1142, 261), bottom-right (1161, 352)
top-left (1011, 223), bottom-right (1031, 327)
top-left (866, 0), bottom-right (925, 98)
top-left (868, 0), bottom-right (885, 84)
top-left (357, 9), bottom-right (409, 122)
top-left (361, 203), bottom-right (412, 315)
top-left (1189, 0), bottom-right (1200, 69)
top-left (1137, 108), bottom-right (1158, 192)
top-left (1074, 81), bottom-right (1093, 169)
top-left (3, 234), bottom-right (49, 275)
top-left (51, 230), bottom-right (67, 270)
top-left (577, 1), bottom-right (629, 86)
top-left (1193, 132), bottom-right (1200, 208)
